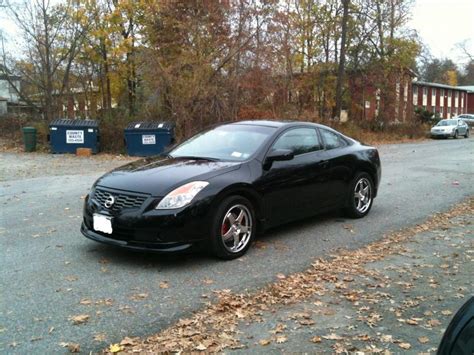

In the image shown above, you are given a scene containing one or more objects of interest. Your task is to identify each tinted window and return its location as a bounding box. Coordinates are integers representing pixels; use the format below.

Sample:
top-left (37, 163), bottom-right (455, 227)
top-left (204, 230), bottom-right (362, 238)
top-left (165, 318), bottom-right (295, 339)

top-left (320, 129), bottom-right (347, 150)
top-left (170, 124), bottom-right (275, 161)
top-left (272, 128), bottom-right (321, 155)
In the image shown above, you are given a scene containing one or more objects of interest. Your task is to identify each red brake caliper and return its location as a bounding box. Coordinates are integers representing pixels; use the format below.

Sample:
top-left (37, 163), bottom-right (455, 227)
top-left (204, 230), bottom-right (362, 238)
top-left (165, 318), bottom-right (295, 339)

top-left (221, 220), bottom-right (230, 236)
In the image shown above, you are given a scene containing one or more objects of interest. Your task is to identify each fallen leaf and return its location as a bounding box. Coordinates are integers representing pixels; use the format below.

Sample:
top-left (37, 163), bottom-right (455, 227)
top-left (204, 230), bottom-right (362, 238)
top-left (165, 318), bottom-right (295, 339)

top-left (93, 333), bottom-right (107, 342)
top-left (399, 343), bottom-right (411, 350)
top-left (259, 339), bottom-right (271, 346)
top-left (67, 343), bottom-right (80, 353)
top-left (270, 323), bottom-right (287, 334)
top-left (299, 319), bottom-right (315, 326)
top-left (59, 342), bottom-right (80, 353)
top-left (276, 335), bottom-right (287, 344)
top-left (195, 343), bottom-right (207, 351)
top-left (202, 278), bottom-right (214, 285)
top-left (159, 281), bottom-right (169, 289)
top-left (418, 336), bottom-right (429, 344)
top-left (406, 318), bottom-right (418, 325)
top-left (69, 314), bottom-right (89, 325)
top-left (120, 337), bottom-right (138, 346)
top-left (380, 334), bottom-right (393, 343)
top-left (428, 319), bottom-right (441, 327)
top-left (79, 299), bottom-right (92, 305)
top-left (130, 293), bottom-right (148, 301)
top-left (276, 273), bottom-right (286, 279)
top-left (323, 333), bottom-right (343, 340)
top-left (109, 343), bottom-right (123, 353)
top-left (311, 336), bottom-right (322, 343)
top-left (441, 310), bottom-right (452, 316)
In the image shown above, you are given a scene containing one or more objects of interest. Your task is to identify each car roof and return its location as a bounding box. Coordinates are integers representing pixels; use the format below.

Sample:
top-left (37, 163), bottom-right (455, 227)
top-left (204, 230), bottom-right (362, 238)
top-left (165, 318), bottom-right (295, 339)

top-left (229, 120), bottom-right (327, 129)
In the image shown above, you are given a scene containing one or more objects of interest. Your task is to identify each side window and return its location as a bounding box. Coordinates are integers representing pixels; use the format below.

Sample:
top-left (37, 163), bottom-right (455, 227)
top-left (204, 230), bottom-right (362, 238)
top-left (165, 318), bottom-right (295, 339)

top-left (272, 128), bottom-right (321, 155)
top-left (319, 129), bottom-right (347, 150)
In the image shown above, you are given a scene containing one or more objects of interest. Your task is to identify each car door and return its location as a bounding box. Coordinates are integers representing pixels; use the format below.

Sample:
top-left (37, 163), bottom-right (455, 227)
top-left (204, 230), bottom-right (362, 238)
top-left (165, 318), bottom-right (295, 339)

top-left (459, 120), bottom-right (467, 135)
top-left (318, 128), bottom-right (353, 208)
top-left (255, 127), bottom-right (330, 227)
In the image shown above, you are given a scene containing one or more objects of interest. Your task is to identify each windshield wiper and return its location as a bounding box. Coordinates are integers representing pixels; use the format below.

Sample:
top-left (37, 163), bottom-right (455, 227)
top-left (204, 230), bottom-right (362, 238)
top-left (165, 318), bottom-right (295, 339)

top-left (171, 155), bottom-right (221, 162)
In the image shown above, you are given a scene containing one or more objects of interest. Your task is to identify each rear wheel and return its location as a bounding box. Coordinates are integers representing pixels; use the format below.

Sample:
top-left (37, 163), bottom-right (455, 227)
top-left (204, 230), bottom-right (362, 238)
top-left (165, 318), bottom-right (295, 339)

top-left (345, 172), bottom-right (374, 219)
top-left (210, 196), bottom-right (256, 260)
top-left (465, 129), bottom-right (469, 138)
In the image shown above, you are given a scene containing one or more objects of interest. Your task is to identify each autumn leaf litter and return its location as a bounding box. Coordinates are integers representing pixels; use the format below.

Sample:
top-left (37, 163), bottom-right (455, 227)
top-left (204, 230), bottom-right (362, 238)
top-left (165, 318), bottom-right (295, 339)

top-left (105, 198), bottom-right (472, 353)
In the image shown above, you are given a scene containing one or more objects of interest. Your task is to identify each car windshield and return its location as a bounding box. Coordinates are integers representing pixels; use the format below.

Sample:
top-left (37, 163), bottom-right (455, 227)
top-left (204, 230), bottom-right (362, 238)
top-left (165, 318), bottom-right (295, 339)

top-left (170, 124), bottom-right (276, 161)
top-left (436, 119), bottom-right (457, 126)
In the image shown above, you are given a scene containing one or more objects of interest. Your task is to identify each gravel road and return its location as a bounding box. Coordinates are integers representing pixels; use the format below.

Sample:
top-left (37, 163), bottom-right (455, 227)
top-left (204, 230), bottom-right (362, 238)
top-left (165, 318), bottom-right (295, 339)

top-left (1, 138), bottom-right (473, 353)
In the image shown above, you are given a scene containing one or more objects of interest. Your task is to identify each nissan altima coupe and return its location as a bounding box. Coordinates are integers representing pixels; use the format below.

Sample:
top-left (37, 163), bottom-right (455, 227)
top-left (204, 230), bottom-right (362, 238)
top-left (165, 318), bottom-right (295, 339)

top-left (81, 120), bottom-right (381, 259)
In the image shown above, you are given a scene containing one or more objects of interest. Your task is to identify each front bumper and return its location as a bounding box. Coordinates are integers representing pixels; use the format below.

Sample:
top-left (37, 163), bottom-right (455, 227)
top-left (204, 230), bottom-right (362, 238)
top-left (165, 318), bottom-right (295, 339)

top-left (431, 130), bottom-right (455, 138)
top-left (81, 223), bottom-right (194, 252)
top-left (81, 189), bottom-right (212, 252)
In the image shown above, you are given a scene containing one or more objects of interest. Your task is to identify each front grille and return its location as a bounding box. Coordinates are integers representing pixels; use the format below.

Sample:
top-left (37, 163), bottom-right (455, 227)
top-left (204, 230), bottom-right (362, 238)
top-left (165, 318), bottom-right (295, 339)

top-left (93, 188), bottom-right (148, 212)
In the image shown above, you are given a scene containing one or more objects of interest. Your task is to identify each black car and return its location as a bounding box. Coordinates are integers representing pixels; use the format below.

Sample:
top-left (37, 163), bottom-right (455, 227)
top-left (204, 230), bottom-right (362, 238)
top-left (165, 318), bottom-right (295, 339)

top-left (81, 120), bottom-right (381, 259)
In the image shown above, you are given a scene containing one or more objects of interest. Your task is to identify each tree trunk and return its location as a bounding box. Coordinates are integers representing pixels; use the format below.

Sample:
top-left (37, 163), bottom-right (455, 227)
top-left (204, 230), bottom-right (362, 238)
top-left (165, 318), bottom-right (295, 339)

top-left (335, 0), bottom-right (350, 120)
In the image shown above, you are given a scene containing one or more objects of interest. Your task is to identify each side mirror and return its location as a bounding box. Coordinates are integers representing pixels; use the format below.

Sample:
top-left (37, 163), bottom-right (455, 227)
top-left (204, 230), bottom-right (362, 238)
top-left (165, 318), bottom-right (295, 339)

top-left (265, 149), bottom-right (294, 163)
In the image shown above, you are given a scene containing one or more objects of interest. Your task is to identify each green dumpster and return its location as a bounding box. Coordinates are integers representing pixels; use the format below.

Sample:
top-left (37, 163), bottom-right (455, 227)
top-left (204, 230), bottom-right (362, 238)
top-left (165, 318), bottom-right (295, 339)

top-left (22, 127), bottom-right (37, 152)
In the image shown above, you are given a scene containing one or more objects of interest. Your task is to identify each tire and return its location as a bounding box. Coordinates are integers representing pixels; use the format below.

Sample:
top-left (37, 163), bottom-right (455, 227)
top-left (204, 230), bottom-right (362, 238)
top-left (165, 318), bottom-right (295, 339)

top-left (344, 172), bottom-right (374, 219)
top-left (210, 195), bottom-right (256, 260)
top-left (465, 130), bottom-right (469, 138)
top-left (453, 130), bottom-right (458, 139)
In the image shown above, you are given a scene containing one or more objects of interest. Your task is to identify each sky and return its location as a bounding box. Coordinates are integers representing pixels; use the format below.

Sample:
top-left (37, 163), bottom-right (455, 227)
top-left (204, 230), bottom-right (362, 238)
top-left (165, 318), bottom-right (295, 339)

top-left (1, 0), bottom-right (473, 66)
top-left (408, 0), bottom-right (474, 65)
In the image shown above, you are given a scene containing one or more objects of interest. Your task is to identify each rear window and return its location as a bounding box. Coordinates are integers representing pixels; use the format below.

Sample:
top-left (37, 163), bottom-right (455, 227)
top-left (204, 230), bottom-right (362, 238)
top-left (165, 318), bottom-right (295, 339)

top-left (319, 129), bottom-right (348, 150)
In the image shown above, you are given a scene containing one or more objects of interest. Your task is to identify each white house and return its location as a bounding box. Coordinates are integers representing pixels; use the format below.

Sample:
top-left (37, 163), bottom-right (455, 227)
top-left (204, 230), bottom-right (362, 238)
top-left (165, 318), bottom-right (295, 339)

top-left (0, 74), bottom-right (21, 115)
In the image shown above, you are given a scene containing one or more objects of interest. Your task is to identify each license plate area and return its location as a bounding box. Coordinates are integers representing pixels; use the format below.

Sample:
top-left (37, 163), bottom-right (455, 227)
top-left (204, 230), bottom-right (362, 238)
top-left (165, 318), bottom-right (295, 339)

top-left (93, 214), bottom-right (113, 234)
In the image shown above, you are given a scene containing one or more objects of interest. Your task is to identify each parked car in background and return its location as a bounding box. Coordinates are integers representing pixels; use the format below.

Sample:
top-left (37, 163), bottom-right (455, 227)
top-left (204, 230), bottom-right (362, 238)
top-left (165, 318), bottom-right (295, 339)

top-left (456, 114), bottom-right (474, 127)
top-left (81, 120), bottom-right (381, 259)
top-left (430, 119), bottom-right (469, 139)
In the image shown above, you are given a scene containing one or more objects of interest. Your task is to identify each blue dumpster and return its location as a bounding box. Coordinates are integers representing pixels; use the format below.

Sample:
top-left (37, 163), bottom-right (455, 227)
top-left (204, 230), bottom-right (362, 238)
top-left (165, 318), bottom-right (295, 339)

top-left (124, 121), bottom-right (175, 157)
top-left (49, 119), bottom-right (100, 154)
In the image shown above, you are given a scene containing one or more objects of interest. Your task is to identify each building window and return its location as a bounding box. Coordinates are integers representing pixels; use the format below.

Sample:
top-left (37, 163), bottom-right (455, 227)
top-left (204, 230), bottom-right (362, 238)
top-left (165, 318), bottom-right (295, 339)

top-left (431, 105), bottom-right (435, 113)
top-left (440, 106), bottom-right (444, 116)
top-left (448, 90), bottom-right (452, 98)
top-left (413, 85), bottom-right (418, 105)
top-left (423, 87), bottom-right (428, 95)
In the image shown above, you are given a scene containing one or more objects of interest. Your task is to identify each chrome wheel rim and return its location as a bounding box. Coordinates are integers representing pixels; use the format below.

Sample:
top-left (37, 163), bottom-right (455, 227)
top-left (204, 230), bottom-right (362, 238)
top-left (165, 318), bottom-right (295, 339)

top-left (221, 204), bottom-right (252, 253)
top-left (354, 177), bottom-right (372, 214)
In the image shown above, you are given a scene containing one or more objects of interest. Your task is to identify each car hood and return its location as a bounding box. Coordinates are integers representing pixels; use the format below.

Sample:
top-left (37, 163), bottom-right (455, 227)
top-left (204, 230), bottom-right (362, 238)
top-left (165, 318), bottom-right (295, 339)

top-left (94, 156), bottom-right (241, 196)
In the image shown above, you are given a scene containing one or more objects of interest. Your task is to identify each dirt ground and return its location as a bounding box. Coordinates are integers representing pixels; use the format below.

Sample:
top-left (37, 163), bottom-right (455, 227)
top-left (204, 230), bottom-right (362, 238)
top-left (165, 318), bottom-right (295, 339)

top-left (113, 199), bottom-right (473, 353)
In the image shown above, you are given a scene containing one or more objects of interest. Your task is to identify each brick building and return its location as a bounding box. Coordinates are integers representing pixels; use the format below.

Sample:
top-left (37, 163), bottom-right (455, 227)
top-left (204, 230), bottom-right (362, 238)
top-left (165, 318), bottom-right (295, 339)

top-left (456, 85), bottom-right (474, 114)
top-left (412, 81), bottom-right (469, 119)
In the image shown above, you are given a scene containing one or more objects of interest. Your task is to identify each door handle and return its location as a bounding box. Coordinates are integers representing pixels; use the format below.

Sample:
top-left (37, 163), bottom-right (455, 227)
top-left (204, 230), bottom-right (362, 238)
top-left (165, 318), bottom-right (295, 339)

top-left (319, 160), bottom-right (329, 168)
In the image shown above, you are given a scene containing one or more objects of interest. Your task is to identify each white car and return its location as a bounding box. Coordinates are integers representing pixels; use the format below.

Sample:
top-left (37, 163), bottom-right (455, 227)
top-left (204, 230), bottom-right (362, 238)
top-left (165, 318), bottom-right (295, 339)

top-left (431, 119), bottom-right (469, 139)
top-left (457, 114), bottom-right (474, 127)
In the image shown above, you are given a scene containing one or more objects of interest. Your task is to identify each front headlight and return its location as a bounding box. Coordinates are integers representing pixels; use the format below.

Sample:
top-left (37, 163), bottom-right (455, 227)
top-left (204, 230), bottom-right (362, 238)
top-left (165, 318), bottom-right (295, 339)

top-left (156, 181), bottom-right (209, 209)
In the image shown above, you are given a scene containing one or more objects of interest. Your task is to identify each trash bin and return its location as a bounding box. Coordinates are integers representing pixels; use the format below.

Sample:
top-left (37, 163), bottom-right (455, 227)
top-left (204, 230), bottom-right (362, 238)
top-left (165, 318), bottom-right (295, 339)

top-left (22, 127), bottom-right (37, 152)
top-left (49, 119), bottom-right (99, 154)
top-left (124, 121), bottom-right (175, 157)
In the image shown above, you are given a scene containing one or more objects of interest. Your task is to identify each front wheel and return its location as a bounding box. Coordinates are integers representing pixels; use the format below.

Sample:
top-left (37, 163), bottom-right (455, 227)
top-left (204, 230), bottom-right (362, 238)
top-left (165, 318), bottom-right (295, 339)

top-left (465, 130), bottom-right (469, 138)
top-left (210, 196), bottom-right (256, 260)
top-left (344, 172), bottom-right (374, 219)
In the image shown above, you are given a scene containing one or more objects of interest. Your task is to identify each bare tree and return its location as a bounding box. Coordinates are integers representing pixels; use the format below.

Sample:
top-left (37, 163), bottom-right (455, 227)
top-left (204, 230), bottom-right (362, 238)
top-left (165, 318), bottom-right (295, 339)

top-left (2, 0), bottom-right (86, 120)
